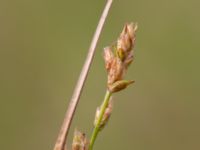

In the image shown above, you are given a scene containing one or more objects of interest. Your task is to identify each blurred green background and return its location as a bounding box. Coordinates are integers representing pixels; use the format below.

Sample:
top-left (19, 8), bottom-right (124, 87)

top-left (1, 0), bottom-right (200, 150)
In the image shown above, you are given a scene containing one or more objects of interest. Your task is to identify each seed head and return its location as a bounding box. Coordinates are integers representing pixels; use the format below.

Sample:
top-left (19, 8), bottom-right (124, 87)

top-left (103, 47), bottom-right (114, 71)
top-left (103, 22), bottom-right (137, 93)
top-left (72, 129), bottom-right (89, 150)
top-left (117, 22), bottom-right (137, 53)
top-left (94, 98), bottom-right (113, 130)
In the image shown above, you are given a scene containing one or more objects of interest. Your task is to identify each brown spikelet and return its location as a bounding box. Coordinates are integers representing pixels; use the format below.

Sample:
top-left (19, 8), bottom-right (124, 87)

top-left (103, 22), bottom-right (138, 93)
top-left (72, 129), bottom-right (89, 150)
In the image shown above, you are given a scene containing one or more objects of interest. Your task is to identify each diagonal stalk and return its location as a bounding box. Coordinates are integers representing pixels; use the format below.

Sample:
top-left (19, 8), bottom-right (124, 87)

top-left (53, 1), bottom-right (113, 150)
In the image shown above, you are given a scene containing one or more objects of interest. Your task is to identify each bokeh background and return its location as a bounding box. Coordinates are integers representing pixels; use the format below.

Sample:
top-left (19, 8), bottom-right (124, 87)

top-left (1, 0), bottom-right (200, 150)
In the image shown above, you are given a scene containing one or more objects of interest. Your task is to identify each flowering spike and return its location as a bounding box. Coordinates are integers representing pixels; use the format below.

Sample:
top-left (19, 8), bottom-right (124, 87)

top-left (72, 129), bottom-right (89, 150)
top-left (104, 22), bottom-right (137, 92)
top-left (94, 98), bottom-right (113, 130)
top-left (103, 47), bottom-right (114, 71)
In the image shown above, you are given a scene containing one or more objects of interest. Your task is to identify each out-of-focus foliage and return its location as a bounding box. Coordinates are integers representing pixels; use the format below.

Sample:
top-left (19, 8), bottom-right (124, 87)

top-left (0, 0), bottom-right (200, 150)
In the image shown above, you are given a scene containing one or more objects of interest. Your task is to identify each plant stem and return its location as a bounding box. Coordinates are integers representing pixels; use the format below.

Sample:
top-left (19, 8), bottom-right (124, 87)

top-left (53, 1), bottom-right (113, 150)
top-left (89, 90), bottom-right (112, 150)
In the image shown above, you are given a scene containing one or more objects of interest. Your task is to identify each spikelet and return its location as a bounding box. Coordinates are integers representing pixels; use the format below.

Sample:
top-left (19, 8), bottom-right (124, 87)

top-left (103, 23), bottom-right (138, 93)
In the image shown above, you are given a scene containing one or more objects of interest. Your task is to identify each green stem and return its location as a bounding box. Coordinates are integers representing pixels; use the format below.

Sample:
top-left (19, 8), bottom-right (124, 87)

top-left (89, 90), bottom-right (112, 150)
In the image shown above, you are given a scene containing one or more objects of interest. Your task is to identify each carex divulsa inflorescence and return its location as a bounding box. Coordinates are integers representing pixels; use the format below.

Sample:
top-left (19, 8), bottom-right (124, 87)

top-left (72, 22), bottom-right (138, 150)
top-left (104, 22), bottom-right (137, 93)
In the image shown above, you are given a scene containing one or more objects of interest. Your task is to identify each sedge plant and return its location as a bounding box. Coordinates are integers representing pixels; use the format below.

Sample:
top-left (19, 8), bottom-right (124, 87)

top-left (72, 23), bottom-right (138, 150)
